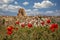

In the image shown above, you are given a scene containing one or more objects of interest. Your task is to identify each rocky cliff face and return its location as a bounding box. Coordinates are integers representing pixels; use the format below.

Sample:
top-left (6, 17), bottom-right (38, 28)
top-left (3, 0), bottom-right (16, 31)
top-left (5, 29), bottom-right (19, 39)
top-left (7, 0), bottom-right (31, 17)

top-left (17, 8), bottom-right (27, 17)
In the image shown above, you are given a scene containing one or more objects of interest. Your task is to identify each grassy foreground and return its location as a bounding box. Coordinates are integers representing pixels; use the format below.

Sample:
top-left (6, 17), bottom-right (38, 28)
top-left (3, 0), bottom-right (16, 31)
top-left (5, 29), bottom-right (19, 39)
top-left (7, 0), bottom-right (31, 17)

top-left (0, 25), bottom-right (60, 40)
top-left (0, 16), bottom-right (60, 40)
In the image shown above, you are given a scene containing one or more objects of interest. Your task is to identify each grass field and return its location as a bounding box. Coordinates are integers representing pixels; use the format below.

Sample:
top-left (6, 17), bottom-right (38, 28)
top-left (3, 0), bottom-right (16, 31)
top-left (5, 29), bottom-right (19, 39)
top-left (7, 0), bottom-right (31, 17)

top-left (0, 17), bottom-right (60, 40)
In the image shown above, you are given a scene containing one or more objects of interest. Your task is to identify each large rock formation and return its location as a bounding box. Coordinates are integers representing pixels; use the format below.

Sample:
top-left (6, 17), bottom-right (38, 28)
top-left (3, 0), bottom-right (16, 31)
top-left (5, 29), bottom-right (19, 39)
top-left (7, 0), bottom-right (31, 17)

top-left (17, 8), bottom-right (27, 17)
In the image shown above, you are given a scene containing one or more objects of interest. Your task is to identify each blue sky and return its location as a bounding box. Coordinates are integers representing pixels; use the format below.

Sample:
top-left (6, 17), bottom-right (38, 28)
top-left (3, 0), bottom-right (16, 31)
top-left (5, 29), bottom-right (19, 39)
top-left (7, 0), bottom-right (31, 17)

top-left (0, 0), bottom-right (60, 16)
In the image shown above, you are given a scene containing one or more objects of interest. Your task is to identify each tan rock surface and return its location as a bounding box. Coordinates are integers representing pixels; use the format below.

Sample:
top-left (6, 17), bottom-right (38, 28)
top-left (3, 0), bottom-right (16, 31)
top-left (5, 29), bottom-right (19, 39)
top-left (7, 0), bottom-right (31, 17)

top-left (17, 8), bottom-right (27, 17)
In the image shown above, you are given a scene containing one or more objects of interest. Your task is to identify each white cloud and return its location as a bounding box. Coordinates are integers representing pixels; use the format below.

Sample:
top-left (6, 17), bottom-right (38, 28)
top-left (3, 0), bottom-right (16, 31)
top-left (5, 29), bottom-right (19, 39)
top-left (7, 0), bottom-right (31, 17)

top-left (0, 0), bottom-right (21, 12)
top-left (33, 0), bottom-right (54, 8)
top-left (26, 9), bottom-right (31, 12)
top-left (25, 9), bottom-right (41, 16)
top-left (26, 8), bottom-right (60, 16)
top-left (33, 9), bottom-right (38, 11)
top-left (23, 2), bottom-right (29, 6)
top-left (41, 10), bottom-right (60, 16)
top-left (0, 13), bottom-right (4, 15)
top-left (0, 3), bottom-right (23, 16)
top-left (0, 4), bottom-right (22, 12)
top-left (14, 1), bottom-right (18, 4)
top-left (44, 0), bottom-right (48, 1)
top-left (45, 11), bottom-right (54, 14)
top-left (0, 0), bottom-right (14, 4)
top-left (0, 0), bottom-right (24, 16)
top-left (0, 0), bottom-right (3, 4)
top-left (8, 5), bottom-right (22, 12)
top-left (26, 9), bottom-right (38, 12)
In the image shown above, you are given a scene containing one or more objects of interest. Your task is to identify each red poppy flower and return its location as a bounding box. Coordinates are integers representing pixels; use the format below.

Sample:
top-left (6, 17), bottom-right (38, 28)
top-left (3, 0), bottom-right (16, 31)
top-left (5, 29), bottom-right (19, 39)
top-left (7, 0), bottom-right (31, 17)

top-left (46, 19), bottom-right (51, 24)
top-left (50, 26), bottom-right (54, 30)
top-left (50, 23), bottom-right (58, 29)
top-left (50, 28), bottom-right (55, 32)
top-left (28, 23), bottom-right (32, 28)
top-left (40, 21), bottom-right (45, 26)
top-left (21, 23), bottom-right (25, 28)
top-left (54, 23), bottom-right (58, 29)
top-left (50, 24), bottom-right (55, 29)
top-left (49, 23), bottom-right (58, 32)
top-left (15, 21), bottom-right (20, 24)
top-left (7, 26), bottom-right (14, 31)
top-left (7, 31), bottom-right (12, 35)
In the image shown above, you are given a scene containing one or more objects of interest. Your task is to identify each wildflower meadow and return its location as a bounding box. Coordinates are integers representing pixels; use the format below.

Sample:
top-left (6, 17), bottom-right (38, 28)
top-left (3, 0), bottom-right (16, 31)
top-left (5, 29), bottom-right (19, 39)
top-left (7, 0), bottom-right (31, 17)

top-left (0, 16), bottom-right (60, 40)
